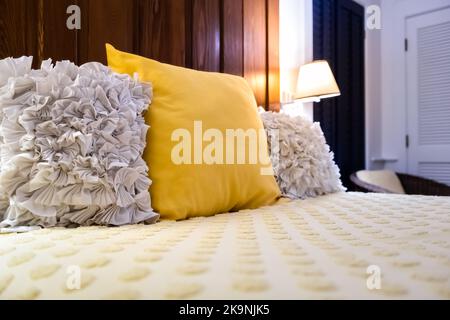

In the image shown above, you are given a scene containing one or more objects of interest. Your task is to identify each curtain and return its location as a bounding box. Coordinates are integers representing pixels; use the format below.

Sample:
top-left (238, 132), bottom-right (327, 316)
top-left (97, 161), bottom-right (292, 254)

top-left (313, 0), bottom-right (365, 189)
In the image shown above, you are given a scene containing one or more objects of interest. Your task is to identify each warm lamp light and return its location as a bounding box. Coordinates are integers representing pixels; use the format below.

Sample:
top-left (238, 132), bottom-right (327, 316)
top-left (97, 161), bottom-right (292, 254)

top-left (295, 60), bottom-right (341, 102)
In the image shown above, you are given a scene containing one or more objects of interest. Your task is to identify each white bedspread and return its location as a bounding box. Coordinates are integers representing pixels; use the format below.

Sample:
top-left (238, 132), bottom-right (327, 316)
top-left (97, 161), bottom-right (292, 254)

top-left (1, 192), bottom-right (450, 299)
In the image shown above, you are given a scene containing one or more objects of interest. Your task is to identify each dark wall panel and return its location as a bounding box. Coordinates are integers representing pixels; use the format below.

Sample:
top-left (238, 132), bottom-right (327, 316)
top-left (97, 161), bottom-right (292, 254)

top-left (0, 0), bottom-right (39, 67)
top-left (137, 0), bottom-right (187, 67)
top-left (267, 0), bottom-right (280, 111)
top-left (243, 0), bottom-right (267, 107)
top-left (79, 0), bottom-right (135, 65)
top-left (0, 0), bottom-right (280, 108)
top-left (192, 0), bottom-right (220, 72)
top-left (222, 0), bottom-right (244, 76)
top-left (42, 0), bottom-right (78, 63)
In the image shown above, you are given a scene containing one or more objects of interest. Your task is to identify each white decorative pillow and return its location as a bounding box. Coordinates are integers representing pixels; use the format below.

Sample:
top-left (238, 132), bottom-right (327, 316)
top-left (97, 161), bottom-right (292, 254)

top-left (260, 111), bottom-right (345, 199)
top-left (0, 57), bottom-right (159, 230)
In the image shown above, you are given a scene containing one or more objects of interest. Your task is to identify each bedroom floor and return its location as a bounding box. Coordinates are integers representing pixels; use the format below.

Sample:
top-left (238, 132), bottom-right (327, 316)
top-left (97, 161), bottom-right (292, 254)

top-left (1, 192), bottom-right (450, 300)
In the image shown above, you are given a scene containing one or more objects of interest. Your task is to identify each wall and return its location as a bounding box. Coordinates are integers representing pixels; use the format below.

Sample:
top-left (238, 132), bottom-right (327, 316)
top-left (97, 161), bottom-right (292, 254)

top-left (354, 0), bottom-right (450, 171)
top-left (279, 0), bottom-right (313, 120)
top-left (280, 0), bottom-right (450, 171)
top-left (280, 0), bottom-right (378, 167)
top-left (349, 0), bottom-right (450, 171)
top-left (280, 0), bottom-right (381, 167)
top-left (379, 0), bottom-right (450, 173)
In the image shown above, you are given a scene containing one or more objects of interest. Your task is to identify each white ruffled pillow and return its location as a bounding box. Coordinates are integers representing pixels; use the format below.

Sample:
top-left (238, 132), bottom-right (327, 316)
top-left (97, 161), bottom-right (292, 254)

top-left (0, 57), bottom-right (159, 230)
top-left (260, 111), bottom-right (345, 199)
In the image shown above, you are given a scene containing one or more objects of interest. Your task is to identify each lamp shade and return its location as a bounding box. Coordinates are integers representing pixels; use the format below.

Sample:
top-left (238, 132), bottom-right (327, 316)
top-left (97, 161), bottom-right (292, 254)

top-left (295, 60), bottom-right (341, 102)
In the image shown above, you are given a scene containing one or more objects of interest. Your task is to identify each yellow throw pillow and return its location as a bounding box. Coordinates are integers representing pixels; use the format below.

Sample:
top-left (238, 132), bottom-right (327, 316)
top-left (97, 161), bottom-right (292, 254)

top-left (106, 44), bottom-right (281, 220)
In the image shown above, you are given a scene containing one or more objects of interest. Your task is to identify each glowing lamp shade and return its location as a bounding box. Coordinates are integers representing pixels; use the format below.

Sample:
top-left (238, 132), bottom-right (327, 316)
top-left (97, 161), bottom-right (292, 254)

top-left (295, 60), bottom-right (341, 102)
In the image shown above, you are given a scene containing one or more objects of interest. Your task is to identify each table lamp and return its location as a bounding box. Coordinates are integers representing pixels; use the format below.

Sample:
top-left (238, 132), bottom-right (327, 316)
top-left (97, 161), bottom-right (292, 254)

top-left (295, 60), bottom-right (341, 102)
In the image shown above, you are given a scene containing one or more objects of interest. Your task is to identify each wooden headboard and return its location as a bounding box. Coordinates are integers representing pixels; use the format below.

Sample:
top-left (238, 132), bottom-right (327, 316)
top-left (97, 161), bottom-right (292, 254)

top-left (0, 0), bottom-right (280, 110)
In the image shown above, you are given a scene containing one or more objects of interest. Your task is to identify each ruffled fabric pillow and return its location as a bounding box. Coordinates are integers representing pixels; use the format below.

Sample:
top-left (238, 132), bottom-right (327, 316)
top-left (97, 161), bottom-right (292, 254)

top-left (260, 111), bottom-right (345, 199)
top-left (0, 57), bottom-right (159, 231)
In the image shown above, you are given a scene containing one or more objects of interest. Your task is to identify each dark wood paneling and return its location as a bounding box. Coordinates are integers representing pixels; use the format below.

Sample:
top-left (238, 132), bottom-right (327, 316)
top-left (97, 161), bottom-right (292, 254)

top-left (42, 0), bottom-right (78, 63)
top-left (267, 0), bottom-right (280, 111)
top-left (222, 0), bottom-right (243, 76)
top-left (192, 0), bottom-right (220, 72)
top-left (137, 0), bottom-right (187, 67)
top-left (0, 0), bottom-right (39, 67)
top-left (0, 0), bottom-right (280, 108)
top-left (79, 0), bottom-right (134, 65)
top-left (243, 0), bottom-right (267, 107)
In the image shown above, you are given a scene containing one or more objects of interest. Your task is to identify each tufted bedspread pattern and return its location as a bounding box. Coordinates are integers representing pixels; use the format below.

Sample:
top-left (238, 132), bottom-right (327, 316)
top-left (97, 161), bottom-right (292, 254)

top-left (1, 192), bottom-right (450, 300)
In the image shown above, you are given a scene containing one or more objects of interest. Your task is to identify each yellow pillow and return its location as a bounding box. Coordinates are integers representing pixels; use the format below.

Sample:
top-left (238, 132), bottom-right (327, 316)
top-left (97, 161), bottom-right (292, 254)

top-left (106, 44), bottom-right (280, 220)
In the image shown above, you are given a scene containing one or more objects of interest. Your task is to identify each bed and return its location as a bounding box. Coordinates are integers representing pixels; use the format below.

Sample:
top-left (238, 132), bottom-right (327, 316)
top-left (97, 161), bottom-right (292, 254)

top-left (1, 192), bottom-right (449, 300)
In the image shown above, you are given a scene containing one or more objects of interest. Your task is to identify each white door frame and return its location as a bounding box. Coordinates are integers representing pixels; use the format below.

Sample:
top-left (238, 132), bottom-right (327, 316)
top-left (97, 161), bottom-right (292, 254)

top-left (378, 0), bottom-right (450, 173)
top-left (405, 6), bottom-right (450, 180)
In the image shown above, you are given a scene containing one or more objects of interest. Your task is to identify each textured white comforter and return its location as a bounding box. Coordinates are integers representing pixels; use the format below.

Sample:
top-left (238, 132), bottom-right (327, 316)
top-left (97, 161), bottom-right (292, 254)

top-left (1, 192), bottom-right (450, 299)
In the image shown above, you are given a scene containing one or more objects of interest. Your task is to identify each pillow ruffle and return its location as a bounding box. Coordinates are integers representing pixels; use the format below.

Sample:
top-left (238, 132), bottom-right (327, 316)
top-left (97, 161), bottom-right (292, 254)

top-left (261, 111), bottom-right (345, 199)
top-left (0, 57), bottom-right (159, 231)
